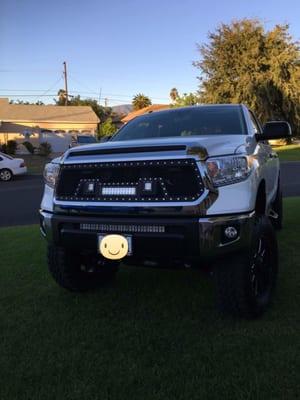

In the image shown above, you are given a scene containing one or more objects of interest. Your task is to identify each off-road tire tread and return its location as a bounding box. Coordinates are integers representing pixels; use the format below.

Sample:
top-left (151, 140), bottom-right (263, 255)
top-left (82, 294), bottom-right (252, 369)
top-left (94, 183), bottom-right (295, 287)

top-left (47, 245), bottom-right (117, 292)
top-left (215, 215), bottom-right (278, 318)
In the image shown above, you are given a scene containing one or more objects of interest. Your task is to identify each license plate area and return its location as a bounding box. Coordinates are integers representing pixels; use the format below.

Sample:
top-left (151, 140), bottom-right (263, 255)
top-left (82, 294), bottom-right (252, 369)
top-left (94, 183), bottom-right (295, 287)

top-left (98, 233), bottom-right (132, 256)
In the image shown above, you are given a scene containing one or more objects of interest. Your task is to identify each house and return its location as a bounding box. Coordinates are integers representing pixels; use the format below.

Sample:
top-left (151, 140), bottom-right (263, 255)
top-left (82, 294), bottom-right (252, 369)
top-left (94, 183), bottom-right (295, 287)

top-left (0, 98), bottom-right (99, 153)
top-left (121, 104), bottom-right (170, 124)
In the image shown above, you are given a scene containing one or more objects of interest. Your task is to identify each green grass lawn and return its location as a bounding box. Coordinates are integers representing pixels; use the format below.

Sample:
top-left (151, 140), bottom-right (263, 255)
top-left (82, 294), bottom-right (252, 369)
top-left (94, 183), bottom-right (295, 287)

top-left (274, 144), bottom-right (300, 161)
top-left (1, 198), bottom-right (299, 400)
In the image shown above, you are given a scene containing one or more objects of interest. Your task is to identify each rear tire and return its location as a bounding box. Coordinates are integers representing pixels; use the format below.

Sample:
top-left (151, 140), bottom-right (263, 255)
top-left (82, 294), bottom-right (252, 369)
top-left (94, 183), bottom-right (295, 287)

top-left (47, 245), bottom-right (119, 291)
top-left (0, 169), bottom-right (13, 181)
top-left (214, 215), bottom-right (278, 318)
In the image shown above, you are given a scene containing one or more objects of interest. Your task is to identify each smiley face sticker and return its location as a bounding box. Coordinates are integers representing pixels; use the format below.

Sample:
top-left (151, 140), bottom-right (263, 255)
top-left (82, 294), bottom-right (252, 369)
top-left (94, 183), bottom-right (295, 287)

top-left (99, 234), bottom-right (129, 260)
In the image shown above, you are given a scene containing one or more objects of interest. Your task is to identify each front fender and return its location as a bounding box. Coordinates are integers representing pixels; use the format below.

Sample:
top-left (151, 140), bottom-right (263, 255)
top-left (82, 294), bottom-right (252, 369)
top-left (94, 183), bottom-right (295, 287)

top-left (40, 185), bottom-right (55, 212)
top-left (206, 172), bottom-right (259, 215)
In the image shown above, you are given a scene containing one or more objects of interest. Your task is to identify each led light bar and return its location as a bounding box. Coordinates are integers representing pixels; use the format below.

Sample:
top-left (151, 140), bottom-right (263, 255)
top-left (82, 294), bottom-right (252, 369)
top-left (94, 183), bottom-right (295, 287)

top-left (80, 223), bottom-right (166, 233)
top-left (102, 186), bottom-right (136, 196)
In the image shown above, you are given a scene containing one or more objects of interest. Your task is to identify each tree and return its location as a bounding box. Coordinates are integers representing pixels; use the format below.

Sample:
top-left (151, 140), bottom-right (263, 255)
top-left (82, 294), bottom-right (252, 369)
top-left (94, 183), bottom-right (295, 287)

top-left (55, 93), bottom-right (114, 122)
top-left (132, 93), bottom-right (152, 110)
top-left (172, 92), bottom-right (200, 107)
top-left (99, 117), bottom-right (117, 138)
top-left (193, 19), bottom-right (300, 135)
top-left (57, 89), bottom-right (67, 104)
top-left (169, 87), bottom-right (179, 102)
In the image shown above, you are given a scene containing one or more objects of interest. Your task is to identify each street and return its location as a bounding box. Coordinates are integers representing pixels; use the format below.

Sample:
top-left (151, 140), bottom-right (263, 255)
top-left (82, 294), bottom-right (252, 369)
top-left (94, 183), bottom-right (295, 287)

top-left (0, 162), bottom-right (300, 227)
top-left (0, 175), bottom-right (43, 227)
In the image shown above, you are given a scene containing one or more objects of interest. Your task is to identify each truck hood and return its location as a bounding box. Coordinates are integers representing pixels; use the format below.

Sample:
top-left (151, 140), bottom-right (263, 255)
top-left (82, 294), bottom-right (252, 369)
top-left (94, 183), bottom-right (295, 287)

top-left (64, 135), bottom-right (255, 162)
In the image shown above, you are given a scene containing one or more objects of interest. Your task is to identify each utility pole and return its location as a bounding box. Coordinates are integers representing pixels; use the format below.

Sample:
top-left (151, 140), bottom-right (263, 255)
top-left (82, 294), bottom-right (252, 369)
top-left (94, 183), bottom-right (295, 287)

top-left (63, 61), bottom-right (68, 106)
top-left (104, 97), bottom-right (108, 107)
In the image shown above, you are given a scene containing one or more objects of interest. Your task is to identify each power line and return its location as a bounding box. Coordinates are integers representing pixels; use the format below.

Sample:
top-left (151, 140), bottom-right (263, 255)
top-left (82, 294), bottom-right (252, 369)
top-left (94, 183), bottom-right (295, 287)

top-left (68, 73), bottom-right (95, 94)
top-left (33, 77), bottom-right (63, 102)
top-left (0, 94), bottom-right (61, 97)
top-left (0, 89), bottom-right (58, 92)
top-left (101, 92), bottom-right (170, 101)
top-left (0, 89), bottom-right (170, 101)
top-left (0, 93), bottom-right (166, 104)
top-left (0, 68), bottom-right (60, 73)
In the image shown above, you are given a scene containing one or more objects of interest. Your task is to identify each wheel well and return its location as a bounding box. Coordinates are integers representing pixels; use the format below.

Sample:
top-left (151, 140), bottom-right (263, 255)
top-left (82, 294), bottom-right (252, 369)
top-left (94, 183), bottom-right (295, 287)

top-left (0, 168), bottom-right (13, 173)
top-left (255, 180), bottom-right (266, 215)
top-left (0, 168), bottom-right (13, 179)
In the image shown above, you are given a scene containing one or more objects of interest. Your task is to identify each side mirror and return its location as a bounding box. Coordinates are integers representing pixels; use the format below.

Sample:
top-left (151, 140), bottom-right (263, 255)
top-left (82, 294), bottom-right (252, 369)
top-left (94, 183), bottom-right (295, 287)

top-left (100, 135), bottom-right (112, 143)
top-left (256, 121), bottom-right (292, 141)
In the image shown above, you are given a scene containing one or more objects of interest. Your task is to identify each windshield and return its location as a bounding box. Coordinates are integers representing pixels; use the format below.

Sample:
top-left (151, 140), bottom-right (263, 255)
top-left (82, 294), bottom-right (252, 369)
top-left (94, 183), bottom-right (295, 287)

top-left (112, 106), bottom-right (246, 141)
top-left (77, 136), bottom-right (97, 144)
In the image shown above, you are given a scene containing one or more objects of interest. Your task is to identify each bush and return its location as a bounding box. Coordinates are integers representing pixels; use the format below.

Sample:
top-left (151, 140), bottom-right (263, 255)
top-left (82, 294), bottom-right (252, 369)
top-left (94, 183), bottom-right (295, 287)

top-left (0, 143), bottom-right (7, 153)
top-left (98, 117), bottom-right (117, 138)
top-left (38, 142), bottom-right (52, 157)
top-left (22, 141), bottom-right (35, 154)
top-left (6, 140), bottom-right (17, 155)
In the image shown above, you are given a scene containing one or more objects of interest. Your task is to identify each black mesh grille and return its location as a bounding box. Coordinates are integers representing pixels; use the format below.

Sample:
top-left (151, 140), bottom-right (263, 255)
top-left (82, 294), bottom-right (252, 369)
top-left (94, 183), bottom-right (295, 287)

top-left (55, 159), bottom-right (204, 202)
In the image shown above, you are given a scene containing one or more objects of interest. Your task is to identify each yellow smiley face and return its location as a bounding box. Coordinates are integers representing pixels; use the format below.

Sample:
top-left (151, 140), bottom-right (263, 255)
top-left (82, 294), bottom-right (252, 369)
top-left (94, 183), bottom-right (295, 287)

top-left (99, 234), bottom-right (129, 260)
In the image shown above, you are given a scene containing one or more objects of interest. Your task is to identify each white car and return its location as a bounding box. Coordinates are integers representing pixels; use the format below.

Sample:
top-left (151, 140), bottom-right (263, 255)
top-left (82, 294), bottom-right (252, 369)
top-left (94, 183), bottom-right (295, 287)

top-left (0, 152), bottom-right (27, 181)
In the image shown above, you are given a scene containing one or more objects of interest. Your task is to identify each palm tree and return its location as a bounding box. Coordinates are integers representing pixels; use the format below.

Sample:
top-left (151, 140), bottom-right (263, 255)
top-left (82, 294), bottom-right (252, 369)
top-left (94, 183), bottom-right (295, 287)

top-left (169, 87), bottom-right (179, 102)
top-left (132, 93), bottom-right (152, 111)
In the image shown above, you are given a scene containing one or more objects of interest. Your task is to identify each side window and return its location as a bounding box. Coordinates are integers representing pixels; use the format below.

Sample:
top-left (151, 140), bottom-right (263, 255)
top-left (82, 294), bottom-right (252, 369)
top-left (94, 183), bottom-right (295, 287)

top-left (249, 111), bottom-right (261, 134)
top-left (0, 156), bottom-right (3, 161)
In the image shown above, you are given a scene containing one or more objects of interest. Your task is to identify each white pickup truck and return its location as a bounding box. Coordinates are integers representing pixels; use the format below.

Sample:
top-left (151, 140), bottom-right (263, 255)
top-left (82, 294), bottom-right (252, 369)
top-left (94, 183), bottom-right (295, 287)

top-left (40, 104), bottom-right (291, 318)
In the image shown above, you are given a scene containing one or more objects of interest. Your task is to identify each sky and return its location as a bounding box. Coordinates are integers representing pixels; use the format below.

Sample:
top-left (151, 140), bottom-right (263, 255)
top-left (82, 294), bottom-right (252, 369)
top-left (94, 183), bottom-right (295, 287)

top-left (0, 0), bottom-right (299, 106)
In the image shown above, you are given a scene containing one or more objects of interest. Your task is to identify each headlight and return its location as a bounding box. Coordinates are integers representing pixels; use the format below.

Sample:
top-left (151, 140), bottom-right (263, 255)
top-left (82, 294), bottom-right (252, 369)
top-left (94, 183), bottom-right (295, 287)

top-left (43, 163), bottom-right (60, 188)
top-left (206, 156), bottom-right (251, 187)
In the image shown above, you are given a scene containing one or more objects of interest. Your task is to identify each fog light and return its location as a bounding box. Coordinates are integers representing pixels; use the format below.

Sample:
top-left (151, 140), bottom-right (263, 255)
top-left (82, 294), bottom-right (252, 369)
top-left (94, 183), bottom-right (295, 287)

top-left (224, 226), bottom-right (238, 240)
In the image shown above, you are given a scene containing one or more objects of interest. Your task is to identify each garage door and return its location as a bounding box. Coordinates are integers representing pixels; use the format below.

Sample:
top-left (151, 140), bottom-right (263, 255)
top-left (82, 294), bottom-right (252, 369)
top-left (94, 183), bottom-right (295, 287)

top-left (41, 130), bottom-right (71, 152)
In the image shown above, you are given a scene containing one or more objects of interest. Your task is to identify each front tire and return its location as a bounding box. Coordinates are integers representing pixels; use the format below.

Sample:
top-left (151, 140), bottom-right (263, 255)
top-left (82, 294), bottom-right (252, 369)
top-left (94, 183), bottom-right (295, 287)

top-left (47, 245), bottom-right (119, 291)
top-left (214, 215), bottom-right (278, 318)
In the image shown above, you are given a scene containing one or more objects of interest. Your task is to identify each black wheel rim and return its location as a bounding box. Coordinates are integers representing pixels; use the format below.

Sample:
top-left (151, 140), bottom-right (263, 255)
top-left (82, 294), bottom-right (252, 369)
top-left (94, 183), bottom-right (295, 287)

top-left (250, 236), bottom-right (273, 302)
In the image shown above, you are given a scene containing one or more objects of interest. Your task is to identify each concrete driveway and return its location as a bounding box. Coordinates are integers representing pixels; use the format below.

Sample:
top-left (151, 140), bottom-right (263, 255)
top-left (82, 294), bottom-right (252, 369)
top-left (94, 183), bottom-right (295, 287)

top-left (0, 162), bottom-right (299, 227)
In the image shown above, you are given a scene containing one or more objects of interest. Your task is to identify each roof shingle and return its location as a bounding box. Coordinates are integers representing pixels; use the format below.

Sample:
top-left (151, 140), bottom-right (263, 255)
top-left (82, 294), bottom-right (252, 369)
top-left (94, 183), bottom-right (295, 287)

top-left (0, 99), bottom-right (99, 123)
top-left (121, 104), bottom-right (170, 123)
